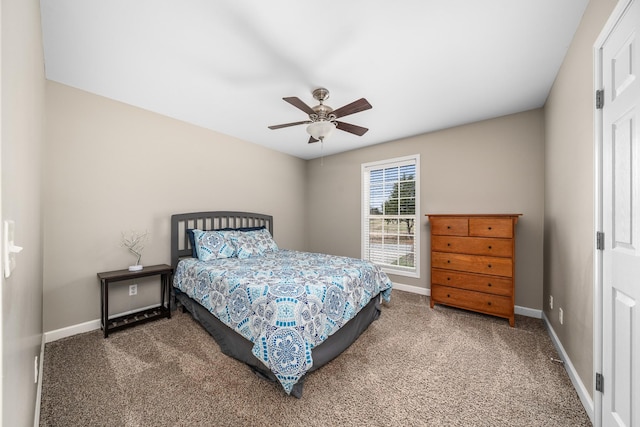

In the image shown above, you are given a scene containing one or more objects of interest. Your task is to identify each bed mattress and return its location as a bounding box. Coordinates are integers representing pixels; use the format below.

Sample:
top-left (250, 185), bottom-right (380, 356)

top-left (173, 249), bottom-right (393, 394)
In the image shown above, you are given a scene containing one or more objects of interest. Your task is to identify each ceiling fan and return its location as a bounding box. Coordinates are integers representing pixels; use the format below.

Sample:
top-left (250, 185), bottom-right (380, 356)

top-left (268, 88), bottom-right (372, 144)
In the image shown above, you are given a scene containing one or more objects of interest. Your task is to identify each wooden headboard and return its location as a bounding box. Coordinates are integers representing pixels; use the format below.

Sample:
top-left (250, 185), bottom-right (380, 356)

top-left (170, 211), bottom-right (273, 270)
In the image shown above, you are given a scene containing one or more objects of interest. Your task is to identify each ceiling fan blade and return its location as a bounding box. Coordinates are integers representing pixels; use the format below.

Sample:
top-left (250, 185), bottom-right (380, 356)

top-left (308, 136), bottom-right (319, 144)
top-left (336, 121), bottom-right (369, 136)
top-left (283, 97), bottom-right (316, 115)
top-left (268, 120), bottom-right (311, 130)
top-left (331, 98), bottom-right (372, 119)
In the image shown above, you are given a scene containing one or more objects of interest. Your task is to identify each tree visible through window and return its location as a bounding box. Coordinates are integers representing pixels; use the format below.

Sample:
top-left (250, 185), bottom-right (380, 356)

top-left (362, 155), bottom-right (419, 277)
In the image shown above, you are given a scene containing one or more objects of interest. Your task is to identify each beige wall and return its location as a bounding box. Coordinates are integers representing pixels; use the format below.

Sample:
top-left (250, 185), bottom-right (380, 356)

top-left (307, 109), bottom-right (545, 310)
top-left (43, 82), bottom-right (307, 332)
top-left (1, 0), bottom-right (45, 424)
top-left (42, 85), bottom-right (547, 327)
top-left (544, 0), bottom-right (617, 400)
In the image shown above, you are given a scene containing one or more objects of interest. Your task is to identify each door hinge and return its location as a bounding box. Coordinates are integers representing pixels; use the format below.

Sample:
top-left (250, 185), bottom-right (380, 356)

top-left (597, 231), bottom-right (605, 250)
top-left (596, 372), bottom-right (604, 393)
top-left (596, 90), bottom-right (604, 109)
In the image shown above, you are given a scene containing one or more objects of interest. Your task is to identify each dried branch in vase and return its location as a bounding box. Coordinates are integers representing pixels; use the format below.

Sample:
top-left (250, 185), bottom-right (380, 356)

top-left (121, 230), bottom-right (149, 269)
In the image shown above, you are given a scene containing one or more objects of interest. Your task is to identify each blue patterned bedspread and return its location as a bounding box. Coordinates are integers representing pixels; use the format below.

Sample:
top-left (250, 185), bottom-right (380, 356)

top-left (173, 249), bottom-right (393, 394)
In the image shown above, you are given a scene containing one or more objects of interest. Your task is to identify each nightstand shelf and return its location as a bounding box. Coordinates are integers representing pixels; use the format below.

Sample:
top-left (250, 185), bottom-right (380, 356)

top-left (97, 264), bottom-right (173, 338)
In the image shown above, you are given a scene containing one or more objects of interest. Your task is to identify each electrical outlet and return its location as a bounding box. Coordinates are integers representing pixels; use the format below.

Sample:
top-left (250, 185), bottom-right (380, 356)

top-left (559, 307), bottom-right (564, 325)
top-left (550, 295), bottom-right (553, 310)
top-left (129, 284), bottom-right (137, 296)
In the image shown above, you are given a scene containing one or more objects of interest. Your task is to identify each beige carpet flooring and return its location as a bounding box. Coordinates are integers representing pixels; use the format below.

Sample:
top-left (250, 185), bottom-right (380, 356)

top-left (39, 290), bottom-right (591, 426)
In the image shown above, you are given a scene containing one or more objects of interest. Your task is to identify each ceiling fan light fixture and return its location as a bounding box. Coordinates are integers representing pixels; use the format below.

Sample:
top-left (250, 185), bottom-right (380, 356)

top-left (306, 120), bottom-right (336, 140)
top-left (269, 88), bottom-right (371, 143)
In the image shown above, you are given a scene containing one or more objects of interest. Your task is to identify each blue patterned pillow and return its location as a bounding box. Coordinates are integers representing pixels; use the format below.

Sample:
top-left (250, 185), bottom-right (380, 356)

top-left (192, 229), bottom-right (236, 261)
top-left (230, 228), bottom-right (278, 259)
top-left (229, 231), bottom-right (263, 259)
top-left (252, 228), bottom-right (279, 253)
top-left (187, 226), bottom-right (265, 258)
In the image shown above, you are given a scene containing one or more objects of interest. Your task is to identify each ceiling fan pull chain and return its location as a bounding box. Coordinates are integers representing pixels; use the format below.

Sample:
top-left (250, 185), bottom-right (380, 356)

top-left (320, 137), bottom-right (324, 166)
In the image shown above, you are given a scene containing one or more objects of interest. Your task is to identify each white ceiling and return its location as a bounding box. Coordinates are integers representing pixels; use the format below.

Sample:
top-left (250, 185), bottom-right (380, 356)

top-left (40, 0), bottom-right (590, 160)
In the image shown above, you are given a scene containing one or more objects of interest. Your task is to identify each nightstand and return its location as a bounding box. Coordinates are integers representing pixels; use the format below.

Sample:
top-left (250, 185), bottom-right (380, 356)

top-left (97, 264), bottom-right (173, 338)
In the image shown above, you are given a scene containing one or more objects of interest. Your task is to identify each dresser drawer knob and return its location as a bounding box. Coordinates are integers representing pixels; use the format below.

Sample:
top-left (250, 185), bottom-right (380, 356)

top-left (487, 301), bottom-right (492, 306)
top-left (488, 227), bottom-right (492, 230)
top-left (488, 245), bottom-right (492, 249)
top-left (447, 226), bottom-right (451, 229)
top-left (447, 260), bottom-right (451, 263)
top-left (487, 283), bottom-right (492, 287)
top-left (447, 294), bottom-right (451, 298)
top-left (447, 243), bottom-right (451, 246)
top-left (447, 277), bottom-right (451, 281)
top-left (488, 264), bottom-right (492, 268)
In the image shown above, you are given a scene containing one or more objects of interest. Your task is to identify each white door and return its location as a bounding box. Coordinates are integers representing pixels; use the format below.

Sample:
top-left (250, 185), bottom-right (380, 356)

top-left (600, 0), bottom-right (640, 425)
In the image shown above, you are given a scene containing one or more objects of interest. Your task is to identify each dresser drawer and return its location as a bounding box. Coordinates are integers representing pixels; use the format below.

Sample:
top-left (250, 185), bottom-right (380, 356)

top-left (432, 252), bottom-right (513, 277)
top-left (431, 285), bottom-right (513, 317)
top-left (469, 218), bottom-right (513, 238)
top-left (431, 235), bottom-right (513, 257)
top-left (430, 217), bottom-right (468, 236)
top-left (431, 268), bottom-right (512, 296)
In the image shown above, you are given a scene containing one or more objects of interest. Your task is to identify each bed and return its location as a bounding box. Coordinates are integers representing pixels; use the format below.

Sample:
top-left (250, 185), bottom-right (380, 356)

top-left (170, 211), bottom-right (393, 397)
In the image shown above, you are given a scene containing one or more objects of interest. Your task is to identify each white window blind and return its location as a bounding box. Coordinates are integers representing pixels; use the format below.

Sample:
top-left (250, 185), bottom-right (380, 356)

top-left (362, 155), bottom-right (419, 278)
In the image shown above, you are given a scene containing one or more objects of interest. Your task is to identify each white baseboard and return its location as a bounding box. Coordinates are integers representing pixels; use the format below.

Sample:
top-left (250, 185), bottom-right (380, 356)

top-left (45, 319), bottom-right (101, 343)
top-left (515, 305), bottom-right (542, 319)
top-left (392, 282), bottom-right (430, 296)
top-left (44, 304), bottom-right (161, 343)
top-left (542, 311), bottom-right (594, 424)
top-left (393, 282), bottom-right (541, 319)
top-left (33, 334), bottom-right (45, 427)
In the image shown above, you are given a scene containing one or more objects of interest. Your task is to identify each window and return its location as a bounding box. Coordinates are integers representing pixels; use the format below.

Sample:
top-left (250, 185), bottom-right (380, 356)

top-left (362, 155), bottom-right (419, 278)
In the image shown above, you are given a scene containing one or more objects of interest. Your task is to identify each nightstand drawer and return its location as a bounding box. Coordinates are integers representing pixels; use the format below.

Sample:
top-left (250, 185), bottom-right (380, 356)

top-left (431, 236), bottom-right (513, 257)
top-left (469, 218), bottom-right (513, 238)
top-left (430, 217), bottom-right (468, 236)
top-left (431, 268), bottom-right (513, 296)
top-left (432, 252), bottom-right (513, 277)
top-left (431, 285), bottom-right (513, 317)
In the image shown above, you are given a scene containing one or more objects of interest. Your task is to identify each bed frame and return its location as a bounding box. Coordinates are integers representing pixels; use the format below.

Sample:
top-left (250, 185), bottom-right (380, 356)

top-left (170, 211), bottom-right (382, 397)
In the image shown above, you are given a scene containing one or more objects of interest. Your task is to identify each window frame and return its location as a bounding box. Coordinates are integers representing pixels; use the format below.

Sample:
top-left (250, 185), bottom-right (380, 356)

top-left (361, 154), bottom-right (420, 278)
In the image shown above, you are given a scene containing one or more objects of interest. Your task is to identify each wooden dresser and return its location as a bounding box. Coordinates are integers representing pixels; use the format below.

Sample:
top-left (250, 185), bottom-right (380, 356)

top-left (426, 214), bottom-right (521, 326)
